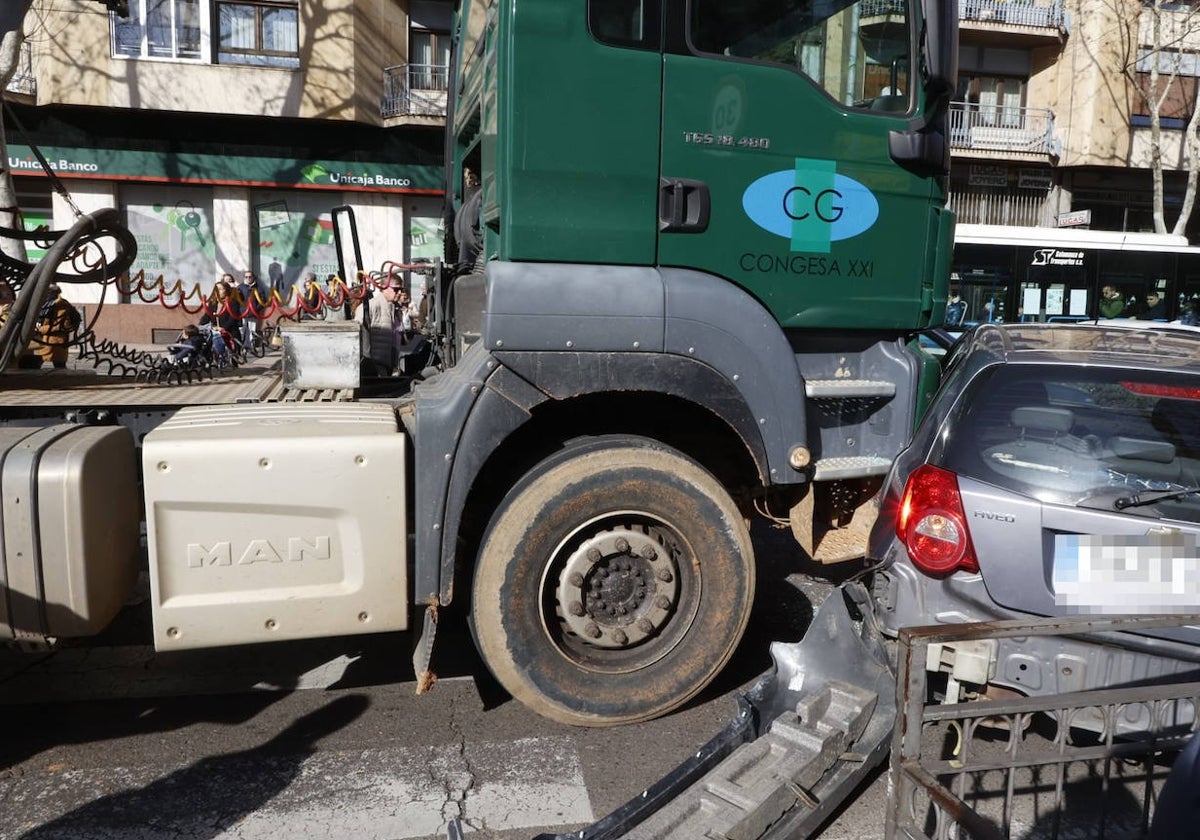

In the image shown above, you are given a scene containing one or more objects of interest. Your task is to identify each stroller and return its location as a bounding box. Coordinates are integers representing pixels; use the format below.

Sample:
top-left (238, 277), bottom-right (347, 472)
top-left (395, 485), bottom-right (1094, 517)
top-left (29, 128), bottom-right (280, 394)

top-left (157, 324), bottom-right (238, 382)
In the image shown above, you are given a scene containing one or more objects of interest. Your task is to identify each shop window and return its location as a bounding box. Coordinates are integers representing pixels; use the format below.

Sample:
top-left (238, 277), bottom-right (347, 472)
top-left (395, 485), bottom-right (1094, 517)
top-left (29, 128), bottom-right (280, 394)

top-left (111, 0), bottom-right (299, 67)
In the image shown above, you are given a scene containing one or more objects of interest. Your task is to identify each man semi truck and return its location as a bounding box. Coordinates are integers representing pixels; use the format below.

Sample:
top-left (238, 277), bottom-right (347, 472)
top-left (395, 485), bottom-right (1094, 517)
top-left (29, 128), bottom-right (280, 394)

top-left (0, 0), bottom-right (956, 730)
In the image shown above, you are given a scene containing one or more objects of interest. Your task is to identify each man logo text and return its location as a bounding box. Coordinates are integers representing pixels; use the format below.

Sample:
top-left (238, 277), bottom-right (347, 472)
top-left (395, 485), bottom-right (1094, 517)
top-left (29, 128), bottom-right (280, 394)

top-left (187, 536), bottom-right (332, 567)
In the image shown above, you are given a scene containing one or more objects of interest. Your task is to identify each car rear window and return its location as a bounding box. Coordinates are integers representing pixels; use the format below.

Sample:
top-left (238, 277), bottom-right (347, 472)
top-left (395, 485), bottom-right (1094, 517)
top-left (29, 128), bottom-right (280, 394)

top-left (939, 363), bottom-right (1200, 516)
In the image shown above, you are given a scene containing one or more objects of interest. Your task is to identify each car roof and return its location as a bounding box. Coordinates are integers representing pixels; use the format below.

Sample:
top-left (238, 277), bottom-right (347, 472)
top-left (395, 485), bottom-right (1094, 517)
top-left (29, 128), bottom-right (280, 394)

top-left (956, 322), bottom-right (1200, 373)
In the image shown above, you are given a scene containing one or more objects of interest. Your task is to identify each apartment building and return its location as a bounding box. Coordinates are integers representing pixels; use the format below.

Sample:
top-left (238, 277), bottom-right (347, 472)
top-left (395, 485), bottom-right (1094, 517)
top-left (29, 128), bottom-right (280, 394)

top-left (945, 0), bottom-right (1200, 323)
top-left (948, 0), bottom-right (1200, 235)
top-left (4, 0), bottom-right (452, 341)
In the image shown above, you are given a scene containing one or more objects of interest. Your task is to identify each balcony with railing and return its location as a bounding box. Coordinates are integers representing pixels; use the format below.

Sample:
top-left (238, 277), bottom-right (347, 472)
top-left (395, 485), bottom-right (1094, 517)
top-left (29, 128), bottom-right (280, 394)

top-left (949, 101), bottom-right (1059, 159)
top-left (960, 0), bottom-right (1068, 46)
top-left (5, 40), bottom-right (35, 98)
top-left (381, 63), bottom-right (448, 121)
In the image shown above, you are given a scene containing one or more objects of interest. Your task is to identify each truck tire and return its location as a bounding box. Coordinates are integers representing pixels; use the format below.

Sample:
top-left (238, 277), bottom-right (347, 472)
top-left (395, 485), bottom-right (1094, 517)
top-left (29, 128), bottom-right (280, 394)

top-left (471, 439), bottom-right (755, 726)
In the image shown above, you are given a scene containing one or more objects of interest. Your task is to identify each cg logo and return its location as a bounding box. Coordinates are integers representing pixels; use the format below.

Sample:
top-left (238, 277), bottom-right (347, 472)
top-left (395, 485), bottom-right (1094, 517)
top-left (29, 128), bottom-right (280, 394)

top-left (742, 159), bottom-right (879, 253)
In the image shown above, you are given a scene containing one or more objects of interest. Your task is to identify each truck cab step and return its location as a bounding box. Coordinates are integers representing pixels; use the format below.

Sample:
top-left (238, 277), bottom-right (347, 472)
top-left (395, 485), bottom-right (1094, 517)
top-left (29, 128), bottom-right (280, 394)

top-left (805, 379), bottom-right (896, 399)
top-left (812, 455), bottom-right (893, 481)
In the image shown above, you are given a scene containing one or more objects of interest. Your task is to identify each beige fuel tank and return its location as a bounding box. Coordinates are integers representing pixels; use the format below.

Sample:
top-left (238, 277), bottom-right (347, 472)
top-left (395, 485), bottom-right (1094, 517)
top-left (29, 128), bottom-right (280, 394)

top-left (142, 402), bottom-right (407, 650)
top-left (0, 422), bottom-right (139, 643)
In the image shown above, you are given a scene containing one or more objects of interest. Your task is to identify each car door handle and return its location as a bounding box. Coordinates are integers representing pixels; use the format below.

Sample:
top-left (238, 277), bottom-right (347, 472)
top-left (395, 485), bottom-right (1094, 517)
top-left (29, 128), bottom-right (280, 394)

top-left (658, 178), bottom-right (710, 233)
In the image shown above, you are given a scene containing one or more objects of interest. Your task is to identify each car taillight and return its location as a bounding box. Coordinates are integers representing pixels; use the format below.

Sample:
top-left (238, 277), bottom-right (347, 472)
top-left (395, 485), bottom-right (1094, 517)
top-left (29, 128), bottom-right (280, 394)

top-left (897, 464), bottom-right (979, 576)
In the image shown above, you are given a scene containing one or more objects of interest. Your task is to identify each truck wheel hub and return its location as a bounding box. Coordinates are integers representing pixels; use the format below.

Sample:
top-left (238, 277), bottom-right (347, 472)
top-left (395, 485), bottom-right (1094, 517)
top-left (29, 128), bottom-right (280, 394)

top-left (556, 529), bottom-right (678, 649)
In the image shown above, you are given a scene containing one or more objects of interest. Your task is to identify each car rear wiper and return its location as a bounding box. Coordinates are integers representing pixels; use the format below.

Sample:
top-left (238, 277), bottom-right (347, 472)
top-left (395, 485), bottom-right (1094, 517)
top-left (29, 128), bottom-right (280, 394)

top-left (1114, 486), bottom-right (1200, 510)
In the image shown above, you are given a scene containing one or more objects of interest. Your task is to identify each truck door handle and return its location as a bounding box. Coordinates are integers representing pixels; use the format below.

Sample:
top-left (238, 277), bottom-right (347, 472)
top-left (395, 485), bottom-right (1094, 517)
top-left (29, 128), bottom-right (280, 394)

top-left (658, 178), bottom-right (710, 233)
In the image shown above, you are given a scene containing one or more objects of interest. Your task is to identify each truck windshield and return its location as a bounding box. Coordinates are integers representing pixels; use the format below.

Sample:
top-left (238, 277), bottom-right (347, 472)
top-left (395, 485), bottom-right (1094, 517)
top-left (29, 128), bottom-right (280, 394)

top-left (691, 0), bottom-right (913, 112)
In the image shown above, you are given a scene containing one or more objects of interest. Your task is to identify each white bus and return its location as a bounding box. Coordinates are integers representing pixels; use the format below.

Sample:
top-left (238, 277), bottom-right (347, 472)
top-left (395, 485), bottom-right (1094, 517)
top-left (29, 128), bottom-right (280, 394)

top-left (949, 224), bottom-right (1200, 325)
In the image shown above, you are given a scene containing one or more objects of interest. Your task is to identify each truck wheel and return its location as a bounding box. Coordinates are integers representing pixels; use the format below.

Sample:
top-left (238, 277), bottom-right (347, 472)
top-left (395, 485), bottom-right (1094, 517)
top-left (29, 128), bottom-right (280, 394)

top-left (471, 440), bottom-right (755, 727)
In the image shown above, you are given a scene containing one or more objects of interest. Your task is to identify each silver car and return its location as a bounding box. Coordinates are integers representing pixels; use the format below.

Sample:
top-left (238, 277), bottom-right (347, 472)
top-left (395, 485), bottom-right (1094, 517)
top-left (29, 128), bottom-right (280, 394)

top-left (869, 322), bottom-right (1200, 723)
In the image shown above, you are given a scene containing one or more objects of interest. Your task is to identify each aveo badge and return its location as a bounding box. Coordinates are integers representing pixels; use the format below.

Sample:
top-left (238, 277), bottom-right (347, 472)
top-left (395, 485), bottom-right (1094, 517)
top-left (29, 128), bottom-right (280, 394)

top-left (742, 159), bottom-right (879, 253)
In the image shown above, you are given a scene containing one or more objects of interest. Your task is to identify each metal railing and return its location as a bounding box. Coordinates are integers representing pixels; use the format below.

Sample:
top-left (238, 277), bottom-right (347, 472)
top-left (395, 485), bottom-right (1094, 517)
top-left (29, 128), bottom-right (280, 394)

top-left (860, 0), bottom-right (907, 14)
top-left (949, 101), bottom-right (1059, 156)
top-left (886, 614), bottom-right (1200, 840)
top-left (961, 0), bottom-right (1067, 30)
top-left (381, 62), bottom-right (449, 119)
top-left (5, 40), bottom-right (35, 97)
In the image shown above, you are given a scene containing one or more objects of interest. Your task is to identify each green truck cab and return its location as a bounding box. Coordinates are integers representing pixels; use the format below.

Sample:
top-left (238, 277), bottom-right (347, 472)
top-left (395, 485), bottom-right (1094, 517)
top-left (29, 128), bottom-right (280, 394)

top-left (416, 0), bottom-right (957, 724)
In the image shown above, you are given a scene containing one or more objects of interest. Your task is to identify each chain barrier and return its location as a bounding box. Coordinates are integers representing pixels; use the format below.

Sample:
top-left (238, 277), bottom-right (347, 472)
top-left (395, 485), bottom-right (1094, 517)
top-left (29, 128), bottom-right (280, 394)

top-left (56, 261), bottom-right (432, 385)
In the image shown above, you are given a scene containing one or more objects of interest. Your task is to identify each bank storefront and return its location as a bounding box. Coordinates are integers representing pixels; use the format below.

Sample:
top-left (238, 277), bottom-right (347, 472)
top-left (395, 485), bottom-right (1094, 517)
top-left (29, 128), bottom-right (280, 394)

top-left (6, 118), bottom-right (444, 343)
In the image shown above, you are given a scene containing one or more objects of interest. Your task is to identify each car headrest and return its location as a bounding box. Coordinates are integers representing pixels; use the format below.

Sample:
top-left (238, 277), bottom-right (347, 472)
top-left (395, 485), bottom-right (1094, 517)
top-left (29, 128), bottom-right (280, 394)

top-left (1107, 436), bottom-right (1177, 464)
top-left (1010, 406), bottom-right (1074, 434)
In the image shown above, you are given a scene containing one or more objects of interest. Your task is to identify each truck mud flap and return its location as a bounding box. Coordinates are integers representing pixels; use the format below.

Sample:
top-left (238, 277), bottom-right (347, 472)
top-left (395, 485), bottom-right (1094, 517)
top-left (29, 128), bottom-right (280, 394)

top-left (452, 580), bottom-right (896, 840)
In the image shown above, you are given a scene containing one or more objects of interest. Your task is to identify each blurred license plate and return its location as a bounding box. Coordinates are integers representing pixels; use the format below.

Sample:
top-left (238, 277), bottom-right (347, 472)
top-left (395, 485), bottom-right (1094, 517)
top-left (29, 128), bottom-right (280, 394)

top-left (1054, 533), bottom-right (1200, 613)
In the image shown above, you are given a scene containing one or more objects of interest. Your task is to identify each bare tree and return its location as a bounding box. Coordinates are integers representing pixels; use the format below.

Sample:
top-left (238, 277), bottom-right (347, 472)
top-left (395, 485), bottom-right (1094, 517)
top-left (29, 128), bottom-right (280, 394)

top-left (0, 1), bottom-right (32, 261)
top-left (1120, 0), bottom-right (1200, 235)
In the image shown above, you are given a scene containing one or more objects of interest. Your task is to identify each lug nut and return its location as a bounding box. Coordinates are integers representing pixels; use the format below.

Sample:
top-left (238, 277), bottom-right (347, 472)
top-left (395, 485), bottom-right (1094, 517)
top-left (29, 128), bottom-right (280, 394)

top-left (656, 568), bottom-right (673, 583)
top-left (587, 548), bottom-right (602, 563)
top-left (655, 595), bottom-right (671, 610)
top-left (615, 537), bottom-right (630, 553)
top-left (612, 629), bottom-right (628, 645)
top-left (642, 546), bottom-right (657, 561)
top-left (584, 621), bottom-right (602, 639)
top-left (568, 601), bottom-right (585, 617)
top-left (637, 618), bottom-right (654, 634)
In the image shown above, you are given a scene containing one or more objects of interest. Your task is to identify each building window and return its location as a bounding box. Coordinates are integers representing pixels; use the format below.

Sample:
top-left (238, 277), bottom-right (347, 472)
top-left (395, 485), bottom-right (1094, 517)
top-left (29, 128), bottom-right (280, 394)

top-left (958, 74), bottom-right (1026, 127)
top-left (1132, 49), bottom-right (1200, 129)
top-left (217, 1), bottom-right (300, 67)
top-left (113, 0), bottom-right (206, 61)
top-left (1130, 72), bottom-right (1197, 129)
top-left (409, 30), bottom-right (450, 90)
top-left (112, 0), bottom-right (298, 67)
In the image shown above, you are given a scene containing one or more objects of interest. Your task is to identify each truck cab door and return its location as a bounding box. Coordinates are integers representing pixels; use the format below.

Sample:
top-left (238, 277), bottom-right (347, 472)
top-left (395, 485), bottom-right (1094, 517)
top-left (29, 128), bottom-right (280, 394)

top-left (657, 0), bottom-right (945, 331)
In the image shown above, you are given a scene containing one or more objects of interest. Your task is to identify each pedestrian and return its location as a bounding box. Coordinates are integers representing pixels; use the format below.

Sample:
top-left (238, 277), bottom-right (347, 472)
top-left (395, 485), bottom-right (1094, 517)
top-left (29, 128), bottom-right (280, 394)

top-left (199, 278), bottom-right (242, 360)
top-left (1180, 297), bottom-right (1200, 326)
top-left (239, 270), bottom-right (262, 347)
top-left (1099, 285), bottom-right (1127, 318)
top-left (1137, 290), bottom-right (1168, 321)
top-left (944, 289), bottom-right (966, 328)
top-left (368, 280), bottom-right (401, 374)
top-left (324, 274), bottom-right (349, 320)
top-left (299, 273), bottom-right (324, 320)
top-left (34, 283), bottom-right (82, 369)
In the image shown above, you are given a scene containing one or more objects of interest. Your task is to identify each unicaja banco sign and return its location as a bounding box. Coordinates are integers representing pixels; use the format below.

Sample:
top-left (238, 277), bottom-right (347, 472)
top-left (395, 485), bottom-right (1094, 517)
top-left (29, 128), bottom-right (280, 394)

top-left (742, 158), bottom-right (879, 253)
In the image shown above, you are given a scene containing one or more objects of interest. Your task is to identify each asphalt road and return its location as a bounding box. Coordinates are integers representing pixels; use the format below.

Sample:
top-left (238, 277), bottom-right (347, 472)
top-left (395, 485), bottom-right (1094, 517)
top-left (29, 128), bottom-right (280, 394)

top-left (0, 523), bottom-right (894, 840)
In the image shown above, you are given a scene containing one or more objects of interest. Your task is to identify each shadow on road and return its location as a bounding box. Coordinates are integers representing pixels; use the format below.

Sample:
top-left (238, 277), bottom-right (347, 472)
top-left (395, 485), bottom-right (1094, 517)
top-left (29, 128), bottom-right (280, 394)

top-left (15, 694), bottom-right (369, 840)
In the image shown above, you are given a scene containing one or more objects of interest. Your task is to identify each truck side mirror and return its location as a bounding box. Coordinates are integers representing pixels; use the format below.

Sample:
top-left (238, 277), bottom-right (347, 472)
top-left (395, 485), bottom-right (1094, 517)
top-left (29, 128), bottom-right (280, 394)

top-left (923, 0), bottom-right (959, 112)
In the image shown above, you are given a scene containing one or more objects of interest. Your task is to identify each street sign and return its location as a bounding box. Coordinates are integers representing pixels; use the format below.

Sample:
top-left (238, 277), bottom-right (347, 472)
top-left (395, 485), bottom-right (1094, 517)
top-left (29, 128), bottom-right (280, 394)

top-left (1057, 209), bottom-right (1092, 227)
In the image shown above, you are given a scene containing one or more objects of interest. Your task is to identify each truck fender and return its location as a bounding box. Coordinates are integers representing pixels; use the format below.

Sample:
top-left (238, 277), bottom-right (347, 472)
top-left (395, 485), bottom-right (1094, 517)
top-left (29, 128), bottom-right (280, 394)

top-left (484, 261), bottom-right (810, 484)
top-left (427, 352), bottom-right (769, 604)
